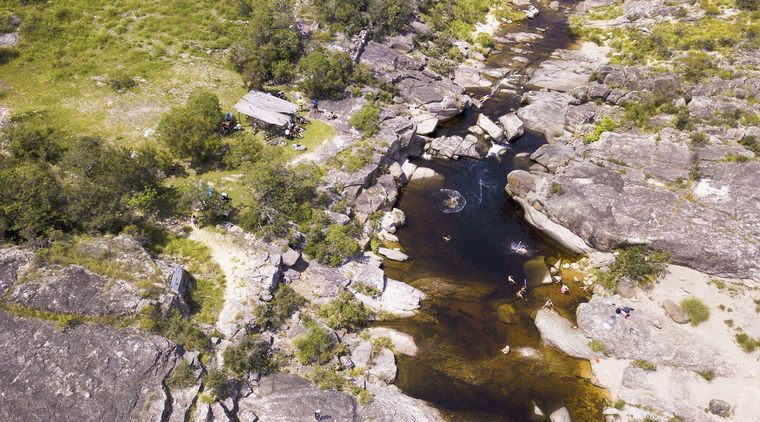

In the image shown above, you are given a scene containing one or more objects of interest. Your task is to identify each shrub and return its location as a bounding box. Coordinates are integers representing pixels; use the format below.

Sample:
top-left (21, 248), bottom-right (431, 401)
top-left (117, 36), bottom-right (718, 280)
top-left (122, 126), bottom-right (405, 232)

top-left (202, 368), bottom-right (231, 400)
top-left (549, 182), bottom-right (565, 196)
top-left (222, 335), bottom-right (273, 377)
top-left (138, 308), bottom-right (210, 352)
top-left (304, 223), bottom-right (361, 267)
top-left (168, 361), bottom-right (197, 389)
top-left (736, 333), bottom-right (760, 353)
top-left (298, 51), bottom-right (354, 99)
top-left (613, 246), bottom-right (669, 288)
top-left (632, 359), bottom-right (657, 371)
top-left (584, 117), bottom-right (617, 143)
top-left (349, 103), bottom-right (381, 137)
top-left (252, 285), bottom-right (306, 329)
top-left (108, 71), bottom-right (137, 91)
top-left (613, 399), bottom-right (626, 410)
top-left (739, 135), bottom-right (760, 155)
top-left (689, 131), bottom-right (709, 148)
top-left (680, 297), bottom-right (710, 326)
top-left (698, 370), bottom-right (715, 381)
top-left (223, 132), bottom-right (263, 168)
top-left (588, 339), bottom-right (609, 355)
top-left (294, 324), bottom-right (334, 364)
top-left (319, 290), bottom-right (370, 331)
top-left (677, 51), bottom-right (718, 83)
top-left (156, 89), bottom-right (223, 163)
top-left (5, 121), bottom-right (68, 163)
top-left (475, 32), bottom-right (494, 49)
top-left (230, 0), bottom-right (302, 87)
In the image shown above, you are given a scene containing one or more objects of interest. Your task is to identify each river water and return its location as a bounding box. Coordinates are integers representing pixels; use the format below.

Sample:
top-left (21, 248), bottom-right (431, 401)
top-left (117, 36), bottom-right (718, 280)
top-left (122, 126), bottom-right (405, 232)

top-left (380, 2), bottom-right (608, 420)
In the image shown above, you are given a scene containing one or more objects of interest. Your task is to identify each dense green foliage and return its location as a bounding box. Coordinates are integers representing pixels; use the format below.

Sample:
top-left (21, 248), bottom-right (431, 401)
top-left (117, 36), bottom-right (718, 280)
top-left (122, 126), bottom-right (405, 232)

top-left (632, 359), bottom-right (657, 371)
top-left (0, 124), bottom-right (165, 242)
top-left (294, 323), bottom-right (334, 364)
top-left (298, 51), bottom-right (354, 99)
top-left (239, 161), bottom-right (320, 237)
top-left (680, 297), bottom-right (710, 326)
top-left (584, 117), bottom-right (617, 143)
top-left (138, 308), bottom-right (210, 352)
top-left (156, 89), bottom-right (223, 163)
top-left (319, 290), bottom-right (369, 331)
top-left (736, 333), bottom-right (760, 353)
top-left (230, 0), bottom-right (301, 87)
top-left (222, 335), bottom-right (274, 377)
top-left (202, 368), bottom-right (231, 400)
top-left (313, 0), bottom-right (412, 38)
top-left (304, 223), bottom-right (361, 266)
top-left (222, 132), bottom-right (264, 168)
top-left (252, 285), bottom-right (306, 329)
top-left (597, 246), bottom-right (669, 291)
top-left (349, 103), bottom-right (380, 137)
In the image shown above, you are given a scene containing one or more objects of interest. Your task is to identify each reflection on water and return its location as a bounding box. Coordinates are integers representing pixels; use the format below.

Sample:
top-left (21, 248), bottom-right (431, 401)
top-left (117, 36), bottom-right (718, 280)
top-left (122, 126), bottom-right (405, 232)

top-left (381, 133), bottom-right (607, 421)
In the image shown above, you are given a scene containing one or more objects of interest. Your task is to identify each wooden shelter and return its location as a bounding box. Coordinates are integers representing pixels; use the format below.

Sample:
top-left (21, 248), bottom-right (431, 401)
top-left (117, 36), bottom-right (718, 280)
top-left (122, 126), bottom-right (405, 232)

top-left (233, 90), bottom-right (300, 127)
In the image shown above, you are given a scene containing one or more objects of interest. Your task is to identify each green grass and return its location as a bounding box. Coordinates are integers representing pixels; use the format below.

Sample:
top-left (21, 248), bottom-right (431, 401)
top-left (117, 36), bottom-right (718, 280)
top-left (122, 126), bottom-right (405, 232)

top-left (0, 1), bottom-right (246, 145)
top-left (280, 119), bottom-right (336, 160)
top-left (34, 236), bottom-right (163, 296)
top-left (146, 229), bottom-right (224, 325)
top-left (680, 297), bottom-right (710, 326)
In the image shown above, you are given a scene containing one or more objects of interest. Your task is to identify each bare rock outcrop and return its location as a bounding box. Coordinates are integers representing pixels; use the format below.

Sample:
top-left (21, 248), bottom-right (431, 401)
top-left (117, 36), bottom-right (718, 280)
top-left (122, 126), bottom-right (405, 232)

top-left (0, 310), bottom-right (178, 422)
top-left (506, 132), bottom-right (760, 279)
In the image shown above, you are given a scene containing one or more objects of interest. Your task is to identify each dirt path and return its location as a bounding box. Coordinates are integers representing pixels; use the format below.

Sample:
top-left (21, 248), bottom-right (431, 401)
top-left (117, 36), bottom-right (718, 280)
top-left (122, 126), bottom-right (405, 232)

top-left (189, 228), bottom-right (273, 338)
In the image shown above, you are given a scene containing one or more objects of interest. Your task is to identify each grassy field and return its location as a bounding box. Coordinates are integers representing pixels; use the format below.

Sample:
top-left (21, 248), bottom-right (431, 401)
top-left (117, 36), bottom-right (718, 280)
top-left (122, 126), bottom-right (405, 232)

top-left (0, 0), bottom-right (248, 146)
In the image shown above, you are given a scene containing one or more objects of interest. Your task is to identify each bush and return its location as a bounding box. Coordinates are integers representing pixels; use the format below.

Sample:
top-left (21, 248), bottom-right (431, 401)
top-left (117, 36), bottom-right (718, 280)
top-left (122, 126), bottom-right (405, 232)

top-left (698, 370), bottom-right (715, 381)
top-left (222, 335), bottom-right (273, 377)
top-left (294, 324), bottom-right (334, 364)
top-left (313, 0), bottom-right (412, 38)
top-left (349, 103), bottom-right (380, 137)
top-left (585, 117), bottom-right (617, 143)
top-left (5, 121), bottom-right (68, 163)
top-left (168, 361), bottom-right (197, 389)
top-left (632, 359), bottom-right (657, 371)
top-left (138, 308), bottom-right (210, 352)
top-left (689, 132), bottom-right (709, 148)
top-left (304, 223), bottom-right (361, 267)
top-left (613, 399), bottom-right (626, 410)
top-left (230, 0), bottom-right (302, 87)
top-left (298, 51), bottom-right (354, 99)
top-left (739, 135), bottom-right (760, 155)
top-left (223, 132), bottom-right (263, 168)
top-left (588, 339), bottom-right (608, 355)
top-left (202, 368), bottom-right (231, 400)
top-left (108, 71), bottom-right (137, 91)
top-left (252, 285), bottom-right (306, 329)
top-left (319, 290), bottom-right (369, 331)
top-left (681, 297), bottom-right (710, 326)
top-left (677, 51), bottom-right (719, 83)
top-left (156, 89), bottom-right (223, 163)
top-left (735, 333), bottom-right (760, 353)
top-left (611, 246), bottom-right (669, 288)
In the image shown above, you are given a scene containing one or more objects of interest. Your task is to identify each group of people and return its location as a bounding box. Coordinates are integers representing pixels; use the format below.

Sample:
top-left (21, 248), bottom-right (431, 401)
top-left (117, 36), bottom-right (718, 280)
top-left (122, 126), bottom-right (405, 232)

top-left (284, 115), bottom-right (306, 139)
top-left (507, 274), bottom-right (570, 301)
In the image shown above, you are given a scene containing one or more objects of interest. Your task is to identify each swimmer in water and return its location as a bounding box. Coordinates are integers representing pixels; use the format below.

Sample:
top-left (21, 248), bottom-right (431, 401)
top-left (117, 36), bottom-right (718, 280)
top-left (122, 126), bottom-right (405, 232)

top-left (443, 234), bottom-right (452, 241)
top-left (507, 275), bottom-right (516, 284)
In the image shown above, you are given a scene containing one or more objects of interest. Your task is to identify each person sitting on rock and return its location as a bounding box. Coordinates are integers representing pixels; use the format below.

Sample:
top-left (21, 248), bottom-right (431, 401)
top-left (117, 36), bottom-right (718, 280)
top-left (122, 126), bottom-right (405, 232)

top-left (516, 286), bottom-right (528, 300)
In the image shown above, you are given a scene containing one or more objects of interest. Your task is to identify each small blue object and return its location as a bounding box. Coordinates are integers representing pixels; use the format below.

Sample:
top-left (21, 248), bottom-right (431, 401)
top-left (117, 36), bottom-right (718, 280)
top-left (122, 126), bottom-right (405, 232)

top-left (225, 112), bottom-right (232, 121)
top-left (207, 186), bottom-right (213, 198)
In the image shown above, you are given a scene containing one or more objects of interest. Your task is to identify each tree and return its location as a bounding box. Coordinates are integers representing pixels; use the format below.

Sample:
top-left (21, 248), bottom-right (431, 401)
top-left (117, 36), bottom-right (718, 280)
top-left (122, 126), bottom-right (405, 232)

top-left (156, 89), bottom-right (223, 163)
top-left (223, 132), bottom-right (263, 168)
top-left (298, 50), bottom-right (353, 99)
top-left (202, 368), bottom-right (231, 400)
top-left (319, 290), bottom-right (369, 331)
top-left (0, 160), bottom-right (64, 241)
top-left (230, 0), bottom-right (302, 87)
top-left (5, 121), bottom-right (68, 163)
top-left (304, 223), bottom-right (360, 266)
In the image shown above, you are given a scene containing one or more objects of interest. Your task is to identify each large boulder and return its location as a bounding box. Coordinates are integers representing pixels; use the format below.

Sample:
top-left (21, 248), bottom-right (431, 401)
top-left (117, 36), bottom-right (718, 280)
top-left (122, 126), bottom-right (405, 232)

top-left (528, 43), bottom-right (610, 92)
top-left (477, 113), bottom-right (505, 141)
top-left (516, 91), bottom-right (574, 140)
top-left (506, 133), bottom-right (760, 279)
top-left (662, 299), bottom-right (688, 324)
top-left (0, 310), bottom-right (178, 422)
top-left (499, 112), bottom-right (525, 142)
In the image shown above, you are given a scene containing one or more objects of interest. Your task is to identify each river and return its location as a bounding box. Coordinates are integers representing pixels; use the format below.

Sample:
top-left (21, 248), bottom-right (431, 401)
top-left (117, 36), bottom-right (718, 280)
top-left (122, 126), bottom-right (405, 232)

top-left (380, 2), bottom-right (608, 420)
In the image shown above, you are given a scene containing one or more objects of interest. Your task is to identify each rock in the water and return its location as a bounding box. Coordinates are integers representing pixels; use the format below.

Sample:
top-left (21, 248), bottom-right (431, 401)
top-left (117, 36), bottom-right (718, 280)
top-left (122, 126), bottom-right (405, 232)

top-left (709, 399), bottom-right (731, 416)
top-left (499, 112), bottom-right (524, 142)
top-left (378, 247), bottom-right (409, 262)
top-left (477, 113), bottom-right (505, 142)
top-left (549, 406), bottom-right (571, 422)
top-left (0, 310), bottom-right (178, 422)
top-left (534, 309), bottom-right (593, 359)
top-left (662, 299), bottom-right (689, 324)
top-left (410, 166), bottom-right (440, 181)
top-left (369, 347), bottom-right (397, 383)
top-left (413, 113), bottom-right (438, 135)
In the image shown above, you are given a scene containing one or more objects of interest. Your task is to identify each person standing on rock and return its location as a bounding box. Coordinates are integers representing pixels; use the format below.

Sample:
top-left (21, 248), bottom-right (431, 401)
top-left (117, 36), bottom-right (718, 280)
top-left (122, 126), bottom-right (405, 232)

top-left (314, 409), bottom-right (321, 421)
top-left (560, 284), bottom-right (569, 294)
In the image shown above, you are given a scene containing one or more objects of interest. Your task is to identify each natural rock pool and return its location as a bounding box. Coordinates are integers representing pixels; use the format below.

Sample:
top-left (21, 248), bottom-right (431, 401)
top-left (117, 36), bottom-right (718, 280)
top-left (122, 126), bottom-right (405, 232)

top-left (380, 2), bottom-right (609, 419)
